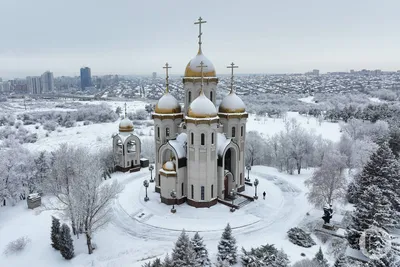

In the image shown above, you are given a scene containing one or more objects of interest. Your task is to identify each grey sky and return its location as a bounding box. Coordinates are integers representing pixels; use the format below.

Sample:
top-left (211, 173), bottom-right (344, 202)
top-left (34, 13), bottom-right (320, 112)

top-left (0, 0), bottom-right (399, 79)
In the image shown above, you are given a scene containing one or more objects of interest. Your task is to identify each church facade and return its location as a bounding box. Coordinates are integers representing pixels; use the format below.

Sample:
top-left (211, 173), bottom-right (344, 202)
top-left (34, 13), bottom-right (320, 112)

top-left (152, 17), bottom-right (248, 208)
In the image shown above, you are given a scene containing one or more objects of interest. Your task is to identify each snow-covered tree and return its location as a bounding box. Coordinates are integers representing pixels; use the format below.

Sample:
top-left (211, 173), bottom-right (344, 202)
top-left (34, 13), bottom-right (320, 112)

top-left (241, 244), bottom-right (290, 267)
top-left (31, 151), bottom-right (49, 193)
top-left (287, 227), bottom-right (316, 247)
top-left (333, 253), bottom-right (348, 267)
top-left (292, 259), bottom-right (319, 267)
top-left (217, 223), bottom-right (237, 265)
top-left (163, 253), bottom-right (174, 267)
top-left (171, 230), bottom-right (195, 267)
top-left (367, 251), bottom-right (399, 267)
top-left (246, 131), bottom-right (266, 166)
top-left (313, 247), bottom-right (329, 267)
top-left (191, 232), bottom-right (211, 267)
top-left (305, 148), bottom-right (347, 207)
top-left (51, 216), bottom-right (61, 250)
top-left (59, 223), bottom-right (74, 260)
top-left (347, 185), bottom-right (393, 249)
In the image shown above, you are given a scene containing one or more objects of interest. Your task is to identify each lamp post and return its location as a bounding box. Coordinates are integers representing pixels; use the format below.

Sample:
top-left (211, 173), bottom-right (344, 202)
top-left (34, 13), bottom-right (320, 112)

top-left (246, 165), bottom-right (251, 181)
top-left (254, 178), bottom-right (259, 200)
top-left (170, 190), bottom-right (177, 213)
top-left (230, 189), bottom-right (236, 212)
top-left (149, 165), bottom-right (154, 183)
top-left (143, 180), bottom-right (149, 202)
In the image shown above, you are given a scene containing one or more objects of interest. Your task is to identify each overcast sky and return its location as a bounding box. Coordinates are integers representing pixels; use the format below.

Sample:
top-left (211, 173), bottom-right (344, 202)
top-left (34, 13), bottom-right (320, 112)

top-left (0, 0), bottom-right (399, 79)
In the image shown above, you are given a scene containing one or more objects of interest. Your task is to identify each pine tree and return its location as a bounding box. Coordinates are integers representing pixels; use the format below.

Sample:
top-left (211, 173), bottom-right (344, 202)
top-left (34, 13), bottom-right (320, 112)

top-left (312, 247), bottom-right (329, 267)
top-left (367, 251), bottom-right (398, 267)
top-left (217, 223), bottom-right (238, 265)
top-left (51, 216), bottom-right (61, 250)
top-left (163, 253), bottom-right (174, 267)
top-left (347, 185), bottom-right (393, 249)
top-left (333, 253), bottom-right (348, 267)
top-left (171, 230), bottom-right (195, 267)
top-left (59, 223), bottom-right (74, 260)
top-left (191, 232), bottom-right (211, 267)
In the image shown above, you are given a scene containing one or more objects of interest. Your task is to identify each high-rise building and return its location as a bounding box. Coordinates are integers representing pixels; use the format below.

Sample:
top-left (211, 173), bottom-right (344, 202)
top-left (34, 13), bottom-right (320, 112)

top-left (41, 71), bottom-right (54, 92)
top-left (312, 69), bottom-right (320, 76)
top-left (27, 76), bottom-right (42, 94)
top-left (80, 67), bottom-right (92, 90)
top-left (152, 72), bottom-right (157, 79)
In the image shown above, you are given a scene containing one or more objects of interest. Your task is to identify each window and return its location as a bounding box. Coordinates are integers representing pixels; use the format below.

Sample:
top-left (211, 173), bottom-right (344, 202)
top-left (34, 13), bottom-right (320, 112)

top-left (182, 183), bottom-right (184, 196)
top-left (191, 132), bottom-right (194, 145)
top-left (191, 185), bottom-right (194, 199)
top-left (211, 185), bottom-right (214, 198)
top-left (201, 133), bottom-right (205, 145)
top-left (201, 186), bottom-right (205, 200)
top-left (157, 127), bottom-right (160, 138)
top-left (166, 127), bottom-right (170, 137)
top-left (188, 91), bottom-right (191, 103)
top-left (211, 132), bottom-right (214, 144)
top-left (241, 126), bottom-right (244, 136)
top-left (240, 173), bottom-right (243, 185)
top-left (210, 91), bottom-right (213, 102)
top-left (159, 175), bottom-right (161, 186)
top-left (232, 127), bottom-right (236, 137)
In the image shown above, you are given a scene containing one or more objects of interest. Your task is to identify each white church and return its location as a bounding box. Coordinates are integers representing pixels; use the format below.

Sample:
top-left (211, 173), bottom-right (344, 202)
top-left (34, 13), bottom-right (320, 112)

top-left (151, 17), bottom-right (248, 208)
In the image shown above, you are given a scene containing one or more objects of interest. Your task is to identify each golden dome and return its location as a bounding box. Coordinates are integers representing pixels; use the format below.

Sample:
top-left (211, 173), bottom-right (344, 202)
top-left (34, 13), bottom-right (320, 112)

top-left (188, 90), bottom-right (218, 118)
top-left (218, 92), bottom-right (246, 113)
top-left (154, 92), bottom-right (182, 114)
top-left (162, 161), bottom-right (176, 171)
top-left (119, 117), bottom-right (134, 132)
top-left (184, 49), bottom-right (216, 78)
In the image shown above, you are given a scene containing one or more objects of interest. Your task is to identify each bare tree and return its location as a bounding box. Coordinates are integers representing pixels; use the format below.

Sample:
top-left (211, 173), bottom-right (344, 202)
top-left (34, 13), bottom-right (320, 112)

top-left (245, 131), bottom-right (266, 166)
top-left (305, 149), bottom-right (347, 207)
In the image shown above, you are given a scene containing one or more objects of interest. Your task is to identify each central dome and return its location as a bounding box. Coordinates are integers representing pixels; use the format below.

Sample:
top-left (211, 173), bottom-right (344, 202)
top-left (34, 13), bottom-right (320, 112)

top-left (184, 49), bottom-right (216, 77)
top-left (218, 92), bottom-right (246, 113)
top-left (155, 92), bottom-right (182, 114)
top-left (188, 91), bottom-right (217, 118)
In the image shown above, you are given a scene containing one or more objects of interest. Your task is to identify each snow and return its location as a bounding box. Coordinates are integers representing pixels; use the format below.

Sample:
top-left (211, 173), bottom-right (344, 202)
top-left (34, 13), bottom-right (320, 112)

top-left (163, 161), bottom-right (175, 170)
top-left (369, 97), bottom-right (384, 103)
top-left (169, 133), bottom-right (187, 158)
top-left (186, 51), bottom-right (215, 75)
top-left (155, 93), bottom-right (181, 111)
top-left (217, 133), bottom-right (231, 156)
top-left (218, 92), bottom-right (246, 112)
top-left (299, 96), bottom-right (315, 104)
top-left (188, 92), bottom-right (217, 117)
top-left (119, 117), bottom-right (134, 129)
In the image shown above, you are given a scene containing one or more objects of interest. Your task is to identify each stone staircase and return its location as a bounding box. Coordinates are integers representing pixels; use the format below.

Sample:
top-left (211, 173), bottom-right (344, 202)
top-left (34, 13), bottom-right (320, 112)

top-left (235, 196), bottom-right (253, 208)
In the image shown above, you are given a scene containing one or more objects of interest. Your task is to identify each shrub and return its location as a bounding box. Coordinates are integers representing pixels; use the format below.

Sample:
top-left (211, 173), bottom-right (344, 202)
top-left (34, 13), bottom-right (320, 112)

top-left (83, 121), bottom-right (90, 126)
top-left (287, 227), bottom-right (316, 248)
top-left (43, 121), bottom-right (57, 132)
top-left (3, 236), bottom-right (31, 256)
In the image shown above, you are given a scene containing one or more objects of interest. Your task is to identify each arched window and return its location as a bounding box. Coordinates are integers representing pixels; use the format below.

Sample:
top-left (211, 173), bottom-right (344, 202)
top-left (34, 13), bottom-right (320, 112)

top-left (191, 132), bottom-right (194, 145)
top-left (188, 91), bottom-right (192, 103)
top-left (157, 127), bottom-right (160, 138)
top-left (159, 174), bottom-right (161, 186)
top-left (181, 182), bottom-right (184, 196)
top-left (241, 126), bottom-right (244, 136)
top-left (240, 173), bottom-right (243, 185)
top-left (201, 186), bottom-right (205, 200)
top-left (211, 185), bottom-right (214, 198)
top-left (210, 91), bottom-right (213, 102)
top-left (201, 133), bottom-right (205, 145)
top-left (191, 185), bottom-right (194, 199)
top-left (232, 127), bottom-right (236, 137)
top-left (211, 132), bottom-right (214, 144)
top-left (166, 127), bottom-right (170, 137)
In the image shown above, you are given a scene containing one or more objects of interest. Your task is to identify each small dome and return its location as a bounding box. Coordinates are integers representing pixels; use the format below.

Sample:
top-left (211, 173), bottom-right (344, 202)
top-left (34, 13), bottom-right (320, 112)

top-left (218, 92), bottom-right (246, 113)
top-left (184, 49), bottom-right (216, 77)
top-left (162, 161), bottom-right (175, 171)
top-left (188, 91), bottom-right (218, 118)
top-left (119, 117), bottom-right (134, 132)
top-left (155, 92), bottom-right (182, 114)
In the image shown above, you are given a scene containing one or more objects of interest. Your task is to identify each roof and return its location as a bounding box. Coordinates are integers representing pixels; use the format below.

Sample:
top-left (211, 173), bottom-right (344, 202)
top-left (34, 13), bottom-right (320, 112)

top-left (155, 92), bottom-right (182, 114)
top-left (184, 49), bottom-right (216, 77)
top-left (119, 117), bottom-right (134, 132)
top-left (188, 91), bottom-right (218, 118)
top-left (218, 92), bottom-right (246, 113)
top-left (217, 133), bottom-right (232, 157)
top-left (168, 133), bottom-right (187, 158)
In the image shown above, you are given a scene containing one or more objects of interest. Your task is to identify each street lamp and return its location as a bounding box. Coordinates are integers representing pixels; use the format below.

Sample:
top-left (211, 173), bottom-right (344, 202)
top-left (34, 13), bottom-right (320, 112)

top-left (246, 165), bottom-right (251, 181)
top-left (170, 190), bottom-right (177, 213)
top-left (143, 180), bottom-right (149, 202)
top-left (253, 178), bottom-right (259, 200)
top-left (230, 189), bottom-right (236, 212)
top-left (149, 165), bottom-right (154, 183)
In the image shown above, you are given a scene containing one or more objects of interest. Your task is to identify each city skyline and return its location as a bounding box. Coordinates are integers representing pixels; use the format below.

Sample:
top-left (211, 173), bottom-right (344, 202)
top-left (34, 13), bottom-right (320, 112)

top-left (0, 0), bottom-right (399, 79)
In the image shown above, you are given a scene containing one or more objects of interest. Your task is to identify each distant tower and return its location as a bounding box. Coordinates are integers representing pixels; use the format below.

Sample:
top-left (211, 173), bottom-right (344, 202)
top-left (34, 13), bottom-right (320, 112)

top-left (112, 104), bottom-right (142, 172)
top-left (80, 67), bottom-right (92, 90)
top-left (152, 72), bottom-right (157, 79)
top-left (41, 71), bottom-right (54, 92)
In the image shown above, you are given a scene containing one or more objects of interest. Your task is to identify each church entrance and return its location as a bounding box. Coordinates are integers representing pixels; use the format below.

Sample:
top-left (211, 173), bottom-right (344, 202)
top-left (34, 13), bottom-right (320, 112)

top-left (223, 147), bottom-right (237, 198)
top-left (224, 172), bottom-right (233, 198)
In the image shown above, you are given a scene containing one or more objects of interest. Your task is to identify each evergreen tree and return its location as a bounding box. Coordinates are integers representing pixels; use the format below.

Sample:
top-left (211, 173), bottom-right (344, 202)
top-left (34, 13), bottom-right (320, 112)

top-left (142, 258), bottom-right (162, 267)
top-left (163, 253), bottom-right (173, 267)
top-left (217, 223), bottom-right (238, 265)
top-left (241, 245), bottom-right (290, 267)
top-left (191, 232), bottom-right (211, 267)
top-left (51, 216), bottom-right (61, 250)
top-left (312, 247), bottom-right (329, 267)
top-left (367, 251), bottom-right (398, 267)
top-left (347, 185), bottom-right (393, 249)
top-left (333, 253), bottom-right (348, 267)
top-left (59, 223), bottom-right (74, 260)
top-left (171, 230), bottom-right (195, 267)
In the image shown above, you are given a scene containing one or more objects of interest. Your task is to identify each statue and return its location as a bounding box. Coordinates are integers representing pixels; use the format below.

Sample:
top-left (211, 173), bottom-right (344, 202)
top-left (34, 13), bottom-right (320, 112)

top-left (322, 204), bottom-right (333, 224)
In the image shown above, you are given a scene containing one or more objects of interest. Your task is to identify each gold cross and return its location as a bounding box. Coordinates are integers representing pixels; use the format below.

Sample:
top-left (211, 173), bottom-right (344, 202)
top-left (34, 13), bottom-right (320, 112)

top-left (124, 102), bottom-right (127, 117)
top-left (227, 62), bottom-right (239, 93)
top-left (194, 16), bottom-right (207, 51)
top-left (163, 62), bottom-right (172, 93)
top-left (196, 61), bottom-right (208, 93)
